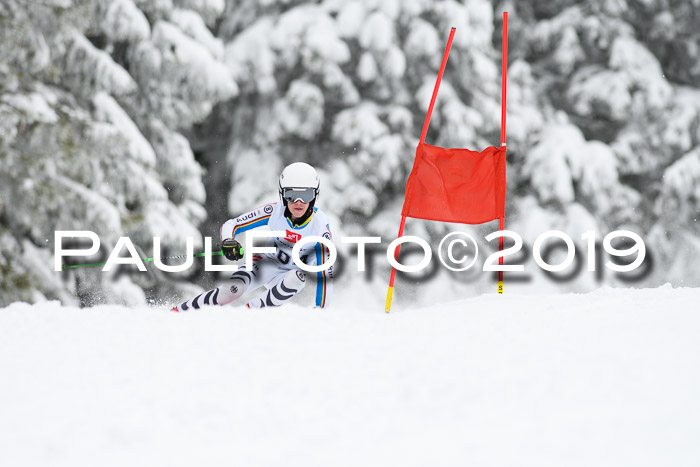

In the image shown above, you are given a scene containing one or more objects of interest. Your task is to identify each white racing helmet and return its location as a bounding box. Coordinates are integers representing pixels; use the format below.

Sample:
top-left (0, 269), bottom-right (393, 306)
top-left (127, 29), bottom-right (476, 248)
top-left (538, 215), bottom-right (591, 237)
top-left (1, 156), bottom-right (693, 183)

top-left (278, 162), bottom-right (320, 204)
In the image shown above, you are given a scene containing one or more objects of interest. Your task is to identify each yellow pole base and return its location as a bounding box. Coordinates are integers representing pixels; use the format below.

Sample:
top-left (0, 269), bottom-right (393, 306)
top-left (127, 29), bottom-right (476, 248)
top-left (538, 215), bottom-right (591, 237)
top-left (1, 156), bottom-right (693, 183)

top-left (385, 286), bottom-right (394, 313)
top-left (497, 281), bottom-right (504, 294)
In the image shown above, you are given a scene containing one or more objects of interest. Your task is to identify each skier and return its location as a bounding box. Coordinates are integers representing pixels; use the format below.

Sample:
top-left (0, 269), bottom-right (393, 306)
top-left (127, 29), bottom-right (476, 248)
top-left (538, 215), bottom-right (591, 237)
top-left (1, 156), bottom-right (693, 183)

top-left (172, 162), bottom-right (334, 311)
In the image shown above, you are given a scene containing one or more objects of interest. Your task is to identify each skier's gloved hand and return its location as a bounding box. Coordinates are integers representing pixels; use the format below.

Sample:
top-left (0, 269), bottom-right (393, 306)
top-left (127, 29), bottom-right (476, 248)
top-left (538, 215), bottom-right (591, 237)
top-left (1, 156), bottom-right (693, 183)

top-left (222, 238), bottom-right (244, 261)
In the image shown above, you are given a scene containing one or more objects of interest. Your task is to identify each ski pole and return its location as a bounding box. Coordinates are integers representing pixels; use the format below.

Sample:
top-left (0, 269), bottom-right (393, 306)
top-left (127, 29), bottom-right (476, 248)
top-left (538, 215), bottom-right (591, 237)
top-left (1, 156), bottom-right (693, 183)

top-left (61, 251), bottom-right (223, 270)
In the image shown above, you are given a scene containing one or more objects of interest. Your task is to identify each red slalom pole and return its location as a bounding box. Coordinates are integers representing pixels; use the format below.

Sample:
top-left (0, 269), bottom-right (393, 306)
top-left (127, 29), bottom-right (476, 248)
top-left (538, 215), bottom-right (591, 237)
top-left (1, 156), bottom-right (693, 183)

top-left (500, 12), bottom-right (508, 148)
top-left (419, 27), bottom-right (456, 146)
top-left (385, 27), bottom-right (456, 313)
top-left (498, 12), bottom-right (508, 294)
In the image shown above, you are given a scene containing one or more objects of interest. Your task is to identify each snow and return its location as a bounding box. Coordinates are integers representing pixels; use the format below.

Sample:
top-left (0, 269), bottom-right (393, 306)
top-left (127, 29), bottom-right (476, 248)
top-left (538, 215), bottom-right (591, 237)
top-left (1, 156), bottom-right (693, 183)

top-left (92, 92), bottom-right (156, 168)
top-left (142, 200), bottom-right (205, 250)
top-left (273, 80), bottom-right (326, 140)
top-left (53, 174), bottom-right (123, 234)
top-left (102, 275), bottom-right (148, 306)
top-left (383, 45), bottom-right (407, 79)
top-left (404, 18), bottom-right (440, 61)
top-left (131, 20), bottom-right (238, 127)
top-left (399, 0), bottom-right (432, 17)
top-left (223, 18), bottom-right (277, 94)
top-left (151, 21), bottom-right (235, 97)
top-left (321, 63), bottom-right (360, 106)
top-left (359, 11), bottom-right (394, 52)
top-left (335, 1), bottom-right (366, 39)
top-left (578, 140), bottom-right (619, 214)
top-left (567, 66), bottom-right (632, 122)
top-left (2, 92), bottom-right (58, 124)
top-left (506, 60), bottom-right (545, 152)
top-left (512, 196), bottom-right (600, 246)
top-left (269, 5), bottom-right (349, 71)
top-left (438, 98), bottom-right (484, 148)
top-left (609, 36), bottom-right (672, 114)
top-left (551, 26), bottom-right (585, 75)
top-left (357, 51), bottom-right (378, 82)
top-left (148, 119), bottom-right (206, 204)
top-left (229, 149), bottom-right (282, 213)
top-left (1, 286), bottom-right (700, 466)
top-left (377, 0), bottom-right (400, 20)
top-left (332, 103), bottom-right (389, 148)
top-left (64, 32), bottom-right (138, 98)
top-left (464, 0), bottom-right (494, 43)
top-left (175, 0), bottom-right (225, 27)
top-left (668, 87), bottom-right (700, 147)
top-left (569, 36), bottom-right (672, 124)
top-left (657, 147), bottom-right (700, 220)
top-left (434, 1), bottom-right (470, 47)
top-left (133, 0), bottom-right (174, 21)
top-left (1, 13), bottom-right (51, 74)
top-left (302, 14), bottom-right (351, 66)
top-left (170, 8), bottom-right (224, 59)
top-left (609, 35), bottom-right (664, 76)
top-left (101, 0), bottom-right (151, 43)
top-left (524, 122), bottom-right (620, 212)
top-left (386, 105), bottom-right (413, 132)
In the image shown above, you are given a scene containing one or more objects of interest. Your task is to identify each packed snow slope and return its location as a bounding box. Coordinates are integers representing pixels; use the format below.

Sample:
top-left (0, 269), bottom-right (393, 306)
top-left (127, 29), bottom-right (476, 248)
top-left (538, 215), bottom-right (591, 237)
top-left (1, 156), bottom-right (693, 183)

top-left (1, 286), bottom-right (699, 467)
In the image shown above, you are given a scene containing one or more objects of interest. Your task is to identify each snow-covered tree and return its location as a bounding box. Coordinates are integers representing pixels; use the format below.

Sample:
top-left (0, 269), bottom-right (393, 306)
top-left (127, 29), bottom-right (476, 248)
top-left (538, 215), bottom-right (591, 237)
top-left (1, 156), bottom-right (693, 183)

top-left (2, 0), bottom-right (700, 307)
top-left (0, 0), bottom-right (236, 306)
top-left (512, 0), bottom-right (700, 287)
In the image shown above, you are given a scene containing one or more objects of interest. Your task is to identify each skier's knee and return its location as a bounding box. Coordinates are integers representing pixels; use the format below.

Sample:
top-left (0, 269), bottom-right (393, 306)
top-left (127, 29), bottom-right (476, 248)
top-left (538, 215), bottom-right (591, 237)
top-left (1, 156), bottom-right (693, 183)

top-left (174, 269), bottom-right (252, 311)
top-left (247, 270), bottom-right (305, 309)
top-left (216, 275), bottom-right (250, 305)
top-left (284, 270), bottom-right (306, 292)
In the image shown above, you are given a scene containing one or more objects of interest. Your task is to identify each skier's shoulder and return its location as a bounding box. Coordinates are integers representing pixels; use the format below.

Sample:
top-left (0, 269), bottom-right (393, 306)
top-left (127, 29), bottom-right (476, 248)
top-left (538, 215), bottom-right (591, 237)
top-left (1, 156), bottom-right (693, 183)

top-left (310, 207), bottom-right (333, 240)
top-left (234, 201), bottom-right (279, 221)
top-left (311, 206), bottom-right (331, 226)
top-left (269, 201), bottom-right (287, 217)
top-left (264, 200), bottom-right (285, 217)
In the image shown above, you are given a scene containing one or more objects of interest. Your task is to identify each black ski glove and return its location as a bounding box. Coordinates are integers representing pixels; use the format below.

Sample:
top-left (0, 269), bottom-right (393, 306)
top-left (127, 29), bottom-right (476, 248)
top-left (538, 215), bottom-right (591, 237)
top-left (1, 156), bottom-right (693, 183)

top-left (222, 238), bottom-right (244, 261)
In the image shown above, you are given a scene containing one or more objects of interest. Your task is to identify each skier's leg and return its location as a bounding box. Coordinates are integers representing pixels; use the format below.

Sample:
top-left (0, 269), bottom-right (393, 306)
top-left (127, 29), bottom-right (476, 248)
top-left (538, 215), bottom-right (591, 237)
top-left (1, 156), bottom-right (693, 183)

top-left (172, 255), bottom-right (284, 311)
top-left (172, 268), bottom-right (254, 311)
top-left (247, 270), bottom-right (306, 308)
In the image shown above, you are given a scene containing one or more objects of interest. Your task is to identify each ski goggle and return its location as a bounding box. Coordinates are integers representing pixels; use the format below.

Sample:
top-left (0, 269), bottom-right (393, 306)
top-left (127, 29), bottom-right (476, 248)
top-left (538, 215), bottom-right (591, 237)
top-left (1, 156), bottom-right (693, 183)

top-left (282, 187), bottom-right (316, 203)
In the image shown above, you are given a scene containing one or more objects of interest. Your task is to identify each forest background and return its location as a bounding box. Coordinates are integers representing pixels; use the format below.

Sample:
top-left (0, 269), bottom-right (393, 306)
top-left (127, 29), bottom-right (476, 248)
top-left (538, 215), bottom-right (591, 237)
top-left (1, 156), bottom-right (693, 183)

top-left (1, 0), bottom-right (699, 308)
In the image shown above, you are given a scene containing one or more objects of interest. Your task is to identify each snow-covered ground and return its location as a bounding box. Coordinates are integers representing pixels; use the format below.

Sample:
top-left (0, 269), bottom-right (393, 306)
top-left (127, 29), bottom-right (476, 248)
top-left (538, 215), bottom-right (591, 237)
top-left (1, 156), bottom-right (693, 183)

top-left (1, 286), bottom-right (699, 467)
